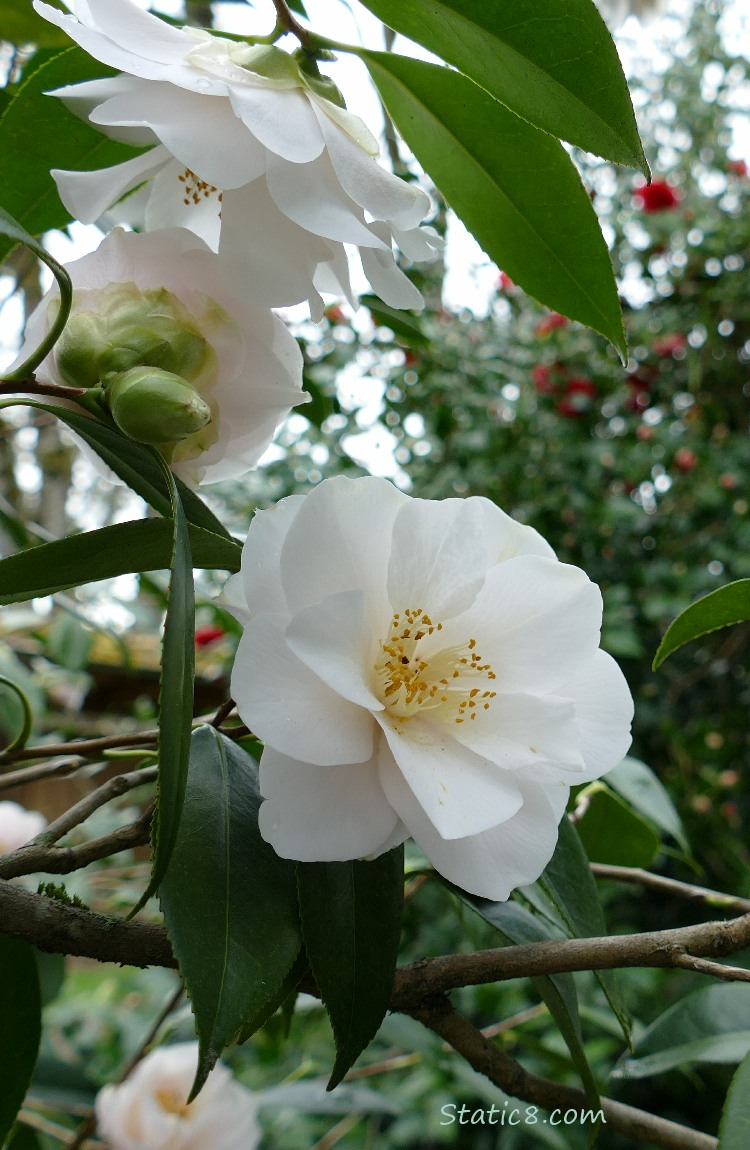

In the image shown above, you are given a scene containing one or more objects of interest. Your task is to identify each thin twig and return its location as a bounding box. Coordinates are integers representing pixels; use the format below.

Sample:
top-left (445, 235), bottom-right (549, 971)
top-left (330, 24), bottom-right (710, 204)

top-left (591, 863), bottom-right (750, 914)
top-left (0, 808), bottom-right (153, 880)
top-left (272, 0), bottom-right (310, 45)
top-left (0, 729), bottom-right (160, 767)
top-left (211, 697), bottom-right (236, 727)
top-left (0, 377), bottom-right (86, 401)
top-left (411, 996), bottom-right (716, 1150)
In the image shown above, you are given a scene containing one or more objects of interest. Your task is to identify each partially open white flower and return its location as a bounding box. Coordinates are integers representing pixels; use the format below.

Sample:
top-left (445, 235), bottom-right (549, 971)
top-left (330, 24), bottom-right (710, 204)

top-left (227, 476), bottom-right (634, 901)
top-left (34, 0), bottom-right (439, 318)
top-left (14, 228), bottom-right (307, 486)
top-left (0, 801), bottom-right (46, 854)
top-left (95, 1042), bottom-right (260, 1150)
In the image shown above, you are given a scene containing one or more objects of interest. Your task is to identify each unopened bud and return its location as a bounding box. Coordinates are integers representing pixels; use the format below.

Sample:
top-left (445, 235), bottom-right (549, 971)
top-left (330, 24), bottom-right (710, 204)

top-left (296, 55), bottom-right (346, 108)
top-left (55, 313), bottom-right (110, 388)
top-left (105, 367), bottom-right (212, 445)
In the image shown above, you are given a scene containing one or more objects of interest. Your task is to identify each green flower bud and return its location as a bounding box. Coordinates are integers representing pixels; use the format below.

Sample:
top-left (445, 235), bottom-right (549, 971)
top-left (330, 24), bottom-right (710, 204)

top-left (105, 367), bottom-right (212, 445)
top-left (296, 54), bottom-right (346, 109)
top-left (55, 312), bottom-right (111, 388)
top-left (228, 43), bottom-right (300, 86)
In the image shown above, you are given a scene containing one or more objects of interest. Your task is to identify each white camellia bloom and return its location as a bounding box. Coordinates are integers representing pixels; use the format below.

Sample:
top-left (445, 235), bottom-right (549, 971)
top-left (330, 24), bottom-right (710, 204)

top-left (95, 1042), bottom-right (261, 1150)
top-left (13, 227), bottom-right (307, 486)
top-left (227, 477), bottom-right (634, 901)
top-left (34, 0), bottom-right (440, 317)
top-left (0, 801), bottom-right (46, 854)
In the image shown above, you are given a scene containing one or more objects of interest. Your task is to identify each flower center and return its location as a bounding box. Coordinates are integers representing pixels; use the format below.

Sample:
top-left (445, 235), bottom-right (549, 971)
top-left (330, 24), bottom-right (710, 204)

top-left (155, 1086), bottom-right (192, 1118)
top-left (374, 608), bottom-right (496, 725)
top-left (178, 168), bottom-right (223, 208)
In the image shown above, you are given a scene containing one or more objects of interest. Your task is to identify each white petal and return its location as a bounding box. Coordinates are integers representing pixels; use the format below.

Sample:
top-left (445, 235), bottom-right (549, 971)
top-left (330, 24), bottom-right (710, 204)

top-left (312, 101), bottom-right (430, 228)
top-left (145, 162), bottom-right (222, 249)
top-left (72, 0), bottom-right (190, 62)
top-left (381, 763), bottom-right (569, 900)
top-left (232, 614), bottom-right (374, 766)
top-left (307, 91), bottom-right (379, 156)
top-left (286, 590), bottom-right (384, 711)
top-left (228, 85), bottom-right (324, 163)
top-left (239, 496), bottom-right (305, 617)
top-left (312, 241), bottom-right (357, 309)
top-left (33, 0), bottom-right (183, 80)
top-left (387, 496), bottom-right (488, 621)
top-left (90, 82), bottom-right (267, 189)
top-left (219, 573), bottom-right (251, 627)
top-left (392, 224), bottom-right (443, 263)
top-left (51, 145), bottom-right (170, 224)
top-left (473, 496), bottom-right (556, 563)
top-left (450, 691), bottom-right (585, 775)
top-left (435, 556), bottom-right (603, 696)
top-left (279, 474), bottom-right (409, 621)
top-left (258, 745), bottom-right (399, 861)
top-left (266, 150), bottom-right (387, 249)
top-left (219, 181), bottom-right (329, 308)
top-left (359, 244), bottom-right (425, 311)
top-left (562, 649), bottom-right (634, 779)
top-left (377, 717), bottom-right (523, 840)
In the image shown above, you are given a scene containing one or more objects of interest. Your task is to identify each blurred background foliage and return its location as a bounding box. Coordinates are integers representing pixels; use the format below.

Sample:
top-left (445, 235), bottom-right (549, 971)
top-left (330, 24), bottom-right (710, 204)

top-left (2, 0), bottom-right (750, 1146)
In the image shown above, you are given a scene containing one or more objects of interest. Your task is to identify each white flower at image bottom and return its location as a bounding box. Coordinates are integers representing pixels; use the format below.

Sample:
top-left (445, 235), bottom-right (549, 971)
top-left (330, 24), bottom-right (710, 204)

top-left (34, 0), bottom-right (440, 317)
top-left (0, 801), bottom-right (46, 854)
top-left (12, 228), bottom-right (307, 486)
top-left (228, 477), bottom-right (634, 901)
top-left (95, 1042), bottom-right (260, 1150)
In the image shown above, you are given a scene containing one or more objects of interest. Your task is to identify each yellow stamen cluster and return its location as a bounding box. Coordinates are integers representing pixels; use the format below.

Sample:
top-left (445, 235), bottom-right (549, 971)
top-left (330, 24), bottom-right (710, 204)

top-left (178, 168), bottom-right (224, 207)
top-left (155, 1086), bottom-right (192, 1118)
top-left (374, 608), bottom-right (497, 725)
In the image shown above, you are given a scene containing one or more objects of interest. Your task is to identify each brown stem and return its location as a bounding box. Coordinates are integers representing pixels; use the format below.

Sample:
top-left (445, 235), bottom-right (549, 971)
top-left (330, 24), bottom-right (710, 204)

top-left (412, 996), bottom-right (716, 1150)
top-left (0, 377), bottom-right (86, 401)
top-left (271, 0), bottom-right (310, 46)
top-left (0, 729), bottom-right (160, 767)
top-left (0, 810), bottom-right (152, 881)
top-left (591, 863), bottom-right (750, 914)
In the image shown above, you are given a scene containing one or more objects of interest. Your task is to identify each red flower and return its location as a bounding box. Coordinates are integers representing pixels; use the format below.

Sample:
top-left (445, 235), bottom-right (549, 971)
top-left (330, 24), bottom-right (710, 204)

top-left (324, 305), bottom-right (346, 324)
top-left (674, 448), bottom-right (697, 472)
top-left (531, 364), bottom-right (555, 394)
top-left (652, 332), bottom-right (686, 357)
top-left (535, 312), bottom-right (568, 337)
top-left (497, 271), bottom-right (515, 291)
top-left (195, 624), bottom-right (226, 648)
top-left (635, 180), bottom-right (681, 213)
top-left (727, 160), bottom-right (748, 178)
top-left (556, 377), bottom-right (597, 417)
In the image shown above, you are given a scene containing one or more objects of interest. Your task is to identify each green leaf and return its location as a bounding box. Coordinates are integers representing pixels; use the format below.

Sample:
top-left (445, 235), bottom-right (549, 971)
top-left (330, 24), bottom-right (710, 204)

top-left (5, 1123), bottom-right (43, 1150)
top-left (161, 728), bottom-right (302, 1095)
top-left (461, 896), bottom-right (601, 1120)
top-left (356, 0), bottom-right (647, 174)
top-left (0, 519), bottom-right (241, 605)
top-left (236, 949), bottom-right (309, 1044)
top-left (1, 0), bottom-right (70, 47)
top-left (361, 295), bottom-right (430, 348)
top-left (614, 985), bottom-right (750, 1080)
top-left (132, 458), bottom-right (195, 911)
top-left (0, 45), bottom-right (145, 266)
top-left (521, 815), bottom-right (631, 1040)
top-left (0, 938), bottom-right (41, 1146)
top-left (719, 1051), bottom-right (750, 1150)
top-left (575, 782), bottom-right (661, 868)
top-left (0, 675), bottom-right (33, 752)
top-left (606, 756), bottom-right (689, 853)
top-left (361, 54), bottom-right (625, 356)
top-left (0, 206), bottom-right (71, 379)
top-left (297, 848), bottom-right (404, 1089)
top-left (653, 580), bottom-right (750, 670)
top-left (0, 400), bottom-right (231, 538)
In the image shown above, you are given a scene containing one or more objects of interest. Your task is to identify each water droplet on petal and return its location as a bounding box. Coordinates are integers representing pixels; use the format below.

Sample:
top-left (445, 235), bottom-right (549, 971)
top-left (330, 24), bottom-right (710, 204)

top-left (196, 78), bottom-right (213, 90)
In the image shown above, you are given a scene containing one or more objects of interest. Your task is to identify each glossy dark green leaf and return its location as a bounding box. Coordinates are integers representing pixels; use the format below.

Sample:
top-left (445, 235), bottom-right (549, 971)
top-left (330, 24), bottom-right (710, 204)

top-left (0, 937), bottom-right (41, 1146)
top-left (462, 896), bottom-right (601, 1119)
top-left (356, 0), bottom-right (647, 173)
top-left (653, 579), bottom-right (750, 669)
top-left (0, 400), bottom-right (230, 538)
top-left (5, 1122), bottom-right (43, 1150)
top-left (719, 1051), bottom-right (750, 1150)
top-left (2, 0), bottom-right (69, 47)
top-left (236, 950), bottom-right (309, 1044)
top-left (0, 206), bottom-right (71, 378)
top-left (606, 756), bottom-right (688, 852)
top-left (361, 295), bottom-right (430, 348)
top-left (0, 519), bottom-right (240, 605)
top-left (614, 985), bottom-right (750, 1080)
top-left (521, 815), bottom-right (631, 1040)
top-left (161, 727), bottom-right (302, 1095)
top-left (575, 782), bottom-right (661, 868)
top-left (297, 847), bottom-right (404, 1088)
top-left (133, 458), bottom-right (195, 911)
top-left (361, 54), bottom-right (625, 356)
top-left (0, 46), bottom-right (145, 266)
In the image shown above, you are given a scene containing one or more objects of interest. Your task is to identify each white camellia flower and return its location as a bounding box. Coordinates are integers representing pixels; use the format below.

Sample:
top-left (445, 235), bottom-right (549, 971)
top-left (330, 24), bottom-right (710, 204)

top-left (227, 476), bottom-right (634, 901)
top-left (13, 227), bottom-right (307, 486)
top-left (34, 0), bottom-right (440, 317)
top-left (0, 801), bottom-right (46, 854)
top-left (95, 1042), bottom-right (261, 1150)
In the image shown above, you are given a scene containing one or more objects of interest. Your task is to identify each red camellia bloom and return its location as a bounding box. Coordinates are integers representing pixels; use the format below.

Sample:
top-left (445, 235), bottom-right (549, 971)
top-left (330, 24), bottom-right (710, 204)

top-left (652, 332), bottom-right (687, 357)
top-left (556, 377), bottom-right (597, 417)
top-left (635, 180), bottom-right (681, 213)
top-left (531, 364), bottom-right (556, 394)
top-left (497, 271), bottom-right (515, 291)
top-left (535, 312), bottom-right (568, 337)
top-left (727, 159), bottom-right (748, 178)
top-left (195, 624), bottom-right (226, 648)
top-left (674, 448), bottom-right (698, 472)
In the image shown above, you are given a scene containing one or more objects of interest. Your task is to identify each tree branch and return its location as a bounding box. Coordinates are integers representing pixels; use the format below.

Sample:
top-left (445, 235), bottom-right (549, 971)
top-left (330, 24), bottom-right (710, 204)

top-left (410, 996), bottom-right (717, 1150)
top-left (271, 0), bottom-right (310, 46)
top-left (591, 862), bottom-right (750, 914)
